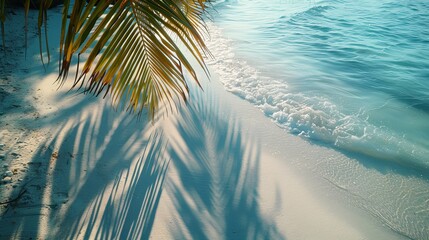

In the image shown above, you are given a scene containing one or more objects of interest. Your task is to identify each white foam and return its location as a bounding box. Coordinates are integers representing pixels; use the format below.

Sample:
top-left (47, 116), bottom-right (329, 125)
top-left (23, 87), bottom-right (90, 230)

top-left (205, 22), bottom-right (429, 170)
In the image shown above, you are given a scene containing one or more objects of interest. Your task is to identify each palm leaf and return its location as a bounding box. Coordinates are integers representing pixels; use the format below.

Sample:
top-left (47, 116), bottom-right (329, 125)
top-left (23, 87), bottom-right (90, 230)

top-left (37, 0), bottom-right (53, 67)
top-left (58, 0), bottom-right (211, 118)
top-left (24, 0), bottom-right (30, 57)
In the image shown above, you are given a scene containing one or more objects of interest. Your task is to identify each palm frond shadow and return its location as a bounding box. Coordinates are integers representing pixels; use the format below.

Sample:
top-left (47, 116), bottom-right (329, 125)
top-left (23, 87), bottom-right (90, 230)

top-left (59, 130), bottom-right (169, 240)
top-left (167, 89), bottom-right (285, 239)
top-left (0, 96), bottom-right (169, 239)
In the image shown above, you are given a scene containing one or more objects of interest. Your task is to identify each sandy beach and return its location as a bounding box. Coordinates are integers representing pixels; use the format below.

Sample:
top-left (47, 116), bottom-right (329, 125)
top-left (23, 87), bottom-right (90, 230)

top-left (0, 4), bottom-right (423, 240)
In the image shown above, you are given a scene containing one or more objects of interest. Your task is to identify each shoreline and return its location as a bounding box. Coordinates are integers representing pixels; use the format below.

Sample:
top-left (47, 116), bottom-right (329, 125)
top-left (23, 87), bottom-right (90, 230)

top-left (0, 4), bottom-right (424, 240)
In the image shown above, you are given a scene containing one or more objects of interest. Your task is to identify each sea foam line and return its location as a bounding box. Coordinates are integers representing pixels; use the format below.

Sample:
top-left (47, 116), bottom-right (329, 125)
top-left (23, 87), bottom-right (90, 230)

top-left (205, 22), bottom-right (429, 170)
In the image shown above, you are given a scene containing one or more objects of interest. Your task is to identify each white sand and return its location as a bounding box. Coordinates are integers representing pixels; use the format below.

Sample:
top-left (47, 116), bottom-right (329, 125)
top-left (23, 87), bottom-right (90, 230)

top-left (0, 5), bottom-right (411, 240)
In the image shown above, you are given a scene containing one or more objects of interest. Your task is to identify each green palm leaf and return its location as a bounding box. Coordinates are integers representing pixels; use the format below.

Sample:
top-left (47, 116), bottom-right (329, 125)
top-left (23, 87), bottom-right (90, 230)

top-left (58, 0), bottom-right (211, 118)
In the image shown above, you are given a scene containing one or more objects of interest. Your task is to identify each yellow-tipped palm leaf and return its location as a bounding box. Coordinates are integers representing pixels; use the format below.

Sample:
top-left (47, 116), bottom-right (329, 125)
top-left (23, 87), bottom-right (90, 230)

top-left (1, 0), bottom-right (54, 61)
top-left (58, 0), bottom-right (210, 118)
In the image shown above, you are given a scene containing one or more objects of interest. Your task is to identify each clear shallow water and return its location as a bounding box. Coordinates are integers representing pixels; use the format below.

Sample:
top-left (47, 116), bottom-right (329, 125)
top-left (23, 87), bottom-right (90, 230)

top-left (205, 1), bottom-right (429, 238)
top-left (206, 0), bottom-right (429, 171)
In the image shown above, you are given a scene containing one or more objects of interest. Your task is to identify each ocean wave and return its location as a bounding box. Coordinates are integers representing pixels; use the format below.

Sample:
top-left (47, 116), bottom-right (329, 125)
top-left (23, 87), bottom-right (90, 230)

top-left (205, 22), bottom-right (429, 171)
top-left (206, 2), bottom-right (429, 237)
top-left (291, 5), bottom-right (334, 18)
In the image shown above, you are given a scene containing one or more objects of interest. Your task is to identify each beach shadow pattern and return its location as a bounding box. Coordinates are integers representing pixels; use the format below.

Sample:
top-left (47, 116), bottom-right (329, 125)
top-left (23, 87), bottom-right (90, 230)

top-left (57, 130), bottom-right (169, 240)
top-left (47, 104), bottom-right (170, 239)
top-left (1, 3), bottom-right (281, 238)
top-left (166, 89), bottom-right (284, 239)
top-left (0, 92), bottom-right (169, 239)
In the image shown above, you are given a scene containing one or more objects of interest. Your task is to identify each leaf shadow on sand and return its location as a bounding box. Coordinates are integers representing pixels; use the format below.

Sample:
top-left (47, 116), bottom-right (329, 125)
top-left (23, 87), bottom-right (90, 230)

top-left (0, 90), bottom-right (170, 239)
top-left (166, 89), bottom-right (285, 239)
top-left (2, 5), bottom-right (282, 238)
top-left (1, 83), bottom-right (284, 239)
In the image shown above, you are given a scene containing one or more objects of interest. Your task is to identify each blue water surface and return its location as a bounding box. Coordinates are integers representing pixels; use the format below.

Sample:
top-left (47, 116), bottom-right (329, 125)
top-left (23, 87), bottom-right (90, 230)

top-left (207, 0), bottom-right (429, 170)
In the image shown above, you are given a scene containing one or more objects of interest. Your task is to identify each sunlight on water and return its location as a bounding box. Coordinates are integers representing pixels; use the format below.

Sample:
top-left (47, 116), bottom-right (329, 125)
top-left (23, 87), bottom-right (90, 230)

top-left (207, 0), bottom-right (429, 170)
top-left (206, 1), bottom-right (429, 238)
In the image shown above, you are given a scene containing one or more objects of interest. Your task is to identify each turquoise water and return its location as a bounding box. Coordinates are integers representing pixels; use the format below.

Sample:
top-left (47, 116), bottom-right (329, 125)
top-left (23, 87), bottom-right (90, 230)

top-left (207, 0), bottom-right (429, 170)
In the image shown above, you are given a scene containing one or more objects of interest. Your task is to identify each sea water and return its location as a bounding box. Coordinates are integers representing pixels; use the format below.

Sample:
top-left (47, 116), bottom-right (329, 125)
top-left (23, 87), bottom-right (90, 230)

top-left (205, 0), bottom-right (429, 238)
top-left (206, 0), bottom-right (429, 171)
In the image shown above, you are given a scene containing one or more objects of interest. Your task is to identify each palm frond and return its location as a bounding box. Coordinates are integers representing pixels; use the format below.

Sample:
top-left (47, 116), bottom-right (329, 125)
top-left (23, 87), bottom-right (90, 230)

top-left (59, 0), bottom-right (211, 119)
top-left (37, 0), bottom-right (53, 67)
top-left (24, 0), bottom-right (30, 57)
